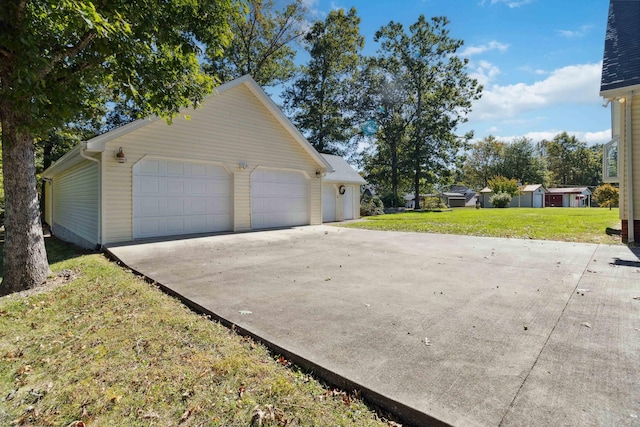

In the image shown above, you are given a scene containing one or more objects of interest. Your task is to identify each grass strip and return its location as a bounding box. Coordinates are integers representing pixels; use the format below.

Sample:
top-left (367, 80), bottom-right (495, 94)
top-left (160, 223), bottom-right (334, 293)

top-left (345, 207), bottom-right (622, 244)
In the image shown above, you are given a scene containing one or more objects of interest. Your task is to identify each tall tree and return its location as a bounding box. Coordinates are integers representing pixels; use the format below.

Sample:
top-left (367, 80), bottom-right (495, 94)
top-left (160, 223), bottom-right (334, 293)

top-left (374, 16), bottom-right (482, 209)
top-left (461, 135), bottom-right (504, 189)
top-left (283, 7), bottom-right (364, 156)
top-left (543, 132), bottom-right (602, 187)
top-left (0, 0), bottom-right (241, 295)
top-left (497, 137), bottom-right (549, 186)
top-left (357, 59), bottom-right (413, 200)
top-left (206, 0), bottom-right (306, 88)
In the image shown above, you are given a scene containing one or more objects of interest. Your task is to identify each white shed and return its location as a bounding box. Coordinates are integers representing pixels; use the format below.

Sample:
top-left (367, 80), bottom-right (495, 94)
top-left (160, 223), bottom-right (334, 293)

top-left (43, 75), bottom-right (335, 249)
top-left (321, 154), bottom-right (366, 222)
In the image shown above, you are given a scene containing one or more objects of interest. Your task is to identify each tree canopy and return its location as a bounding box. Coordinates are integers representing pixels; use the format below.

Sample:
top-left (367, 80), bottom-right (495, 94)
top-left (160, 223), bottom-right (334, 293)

top-left (370, 15), bottom-right (482, 208)
top-left (542, 132), bottom-right (603, 187)
top-left (0, 0), bottom-right (242, 295)
top-left (283, 7), bottom-right (364, 156)
top-left (206, 0), bottom-right (306, 88)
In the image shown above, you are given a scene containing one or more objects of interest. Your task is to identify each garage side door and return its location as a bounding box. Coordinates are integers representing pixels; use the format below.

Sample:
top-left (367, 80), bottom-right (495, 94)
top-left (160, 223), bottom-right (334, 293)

top-left (322, 184), bottom-right (336, 222)
top-left (343, 186), bottom-right (354, 220)
top-left (251, 169), bottom-right (309, 229)
top-left (534, 193), bottom-right (543, 208)
top-left (133, 158), bottom-right (231, 239)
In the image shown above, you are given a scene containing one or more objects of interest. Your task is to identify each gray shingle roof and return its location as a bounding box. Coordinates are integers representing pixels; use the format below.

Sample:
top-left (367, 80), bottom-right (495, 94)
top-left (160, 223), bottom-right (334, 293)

top-left (601, 0), bottom-right (640, 94)
top-left (321, 154), bottom-right (366, 184)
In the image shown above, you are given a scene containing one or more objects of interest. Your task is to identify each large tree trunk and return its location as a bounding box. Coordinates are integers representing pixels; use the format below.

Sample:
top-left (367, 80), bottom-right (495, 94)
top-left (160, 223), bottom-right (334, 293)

top-left (390, 139), bottom-right (398, 205)
top-left (0, 103), bottom-right (51, 296)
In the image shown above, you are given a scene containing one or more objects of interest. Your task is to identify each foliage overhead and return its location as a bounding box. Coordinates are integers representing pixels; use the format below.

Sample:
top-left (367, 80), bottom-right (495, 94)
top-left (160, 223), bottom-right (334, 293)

top-left (0, 0), bottom-right (242, 294)
top-left (206, 0), bottom-right (307, 88)
top-left (1, 0), bottom-right (242, 136)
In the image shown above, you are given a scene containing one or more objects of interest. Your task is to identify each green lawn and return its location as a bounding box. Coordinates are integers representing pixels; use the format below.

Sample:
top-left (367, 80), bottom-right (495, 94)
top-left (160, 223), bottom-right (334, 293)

top-left (0, 238), bottom-right (390, 427)
top-left (344, 207), bottom-right (622, 244)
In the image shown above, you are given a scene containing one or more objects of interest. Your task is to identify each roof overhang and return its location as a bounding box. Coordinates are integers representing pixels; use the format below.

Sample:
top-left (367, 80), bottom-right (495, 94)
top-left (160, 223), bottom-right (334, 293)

top-left (42, 145), bottom-right (82, 178)
top-left (600, 84), bottom-right (640, 100)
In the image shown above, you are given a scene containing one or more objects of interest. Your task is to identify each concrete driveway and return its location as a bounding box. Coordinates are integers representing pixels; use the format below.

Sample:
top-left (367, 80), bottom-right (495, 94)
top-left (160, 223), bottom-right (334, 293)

top-left (107, 226), bottom-right (640, 427)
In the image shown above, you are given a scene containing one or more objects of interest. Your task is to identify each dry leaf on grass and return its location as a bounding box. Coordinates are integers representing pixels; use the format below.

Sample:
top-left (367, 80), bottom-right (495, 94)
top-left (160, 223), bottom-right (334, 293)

top-left (179, 406), bottom-right (196, 423)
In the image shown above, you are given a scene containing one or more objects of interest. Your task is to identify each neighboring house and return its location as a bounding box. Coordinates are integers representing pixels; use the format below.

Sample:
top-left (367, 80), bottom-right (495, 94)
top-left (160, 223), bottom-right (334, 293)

top-left (321, 154), bottom-right (366, 222)
top-left (43, 75), bottom-right (338, 249)
top-left (480, 184), bottom-right (547, 208)
top-left (545, 188), bottom-right (592, 208)
top-left (445, 185), bottom-right (478, 207)
top-left (600, 0), bottom-right (640, 243)
top-left (442, 192), bottom-right (466, 208)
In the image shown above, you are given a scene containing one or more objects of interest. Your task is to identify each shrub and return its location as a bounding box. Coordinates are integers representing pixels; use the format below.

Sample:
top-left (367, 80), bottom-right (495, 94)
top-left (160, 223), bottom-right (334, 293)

top-left (490, 192), bottom-right (512, 208)
top-left (361, 196), bottom-right (385, 216)
top-left (423, 196), bottom-right (448, 210)
top-left (487, 176), bottom-right (519, 197)
top-left (380, 192), bottom-right (405, 208)
top-left (593, 183), bottom-right (619, 210)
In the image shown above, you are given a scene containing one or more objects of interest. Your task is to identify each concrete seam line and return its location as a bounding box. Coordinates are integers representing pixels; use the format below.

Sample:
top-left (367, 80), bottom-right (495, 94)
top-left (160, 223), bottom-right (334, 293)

top-left (497, 244), bottom-right (601, 427)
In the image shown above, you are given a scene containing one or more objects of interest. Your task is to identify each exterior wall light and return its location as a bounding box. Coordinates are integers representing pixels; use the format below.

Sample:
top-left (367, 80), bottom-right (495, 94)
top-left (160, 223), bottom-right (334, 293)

top-left (239, 161), bottom-right (248, 170)
top-left (315, 169), bottom-right (322, 178)
top-left (115, 147), bottom-right (127, 163)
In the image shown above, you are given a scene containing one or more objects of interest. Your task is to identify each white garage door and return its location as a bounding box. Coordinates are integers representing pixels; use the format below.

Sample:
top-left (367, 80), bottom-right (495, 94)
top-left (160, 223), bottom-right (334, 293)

top-left (322, 184), bottom-right (336, 222)
top-left (251, 169), bottom-right (309, 229)
top-left (133, 158), bottom-right (231, 239)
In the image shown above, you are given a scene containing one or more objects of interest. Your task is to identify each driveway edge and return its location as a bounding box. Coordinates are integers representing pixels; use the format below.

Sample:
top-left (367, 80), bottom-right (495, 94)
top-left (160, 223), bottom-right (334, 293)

top-left (103, 248), bottom-right (451, 427)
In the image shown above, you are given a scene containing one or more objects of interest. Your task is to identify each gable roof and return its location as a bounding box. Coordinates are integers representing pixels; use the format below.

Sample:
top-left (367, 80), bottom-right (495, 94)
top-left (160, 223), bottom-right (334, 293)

top-left (521, 184), bottom-right (546, 193)
top-left (547, 187), bottom-right (591, 195)
top-left (600, 0), bottom-right (640, 95)
top-left (321, 154), bottom-right (366, 184)
top-left (44, 75), bottom-right (330, 177)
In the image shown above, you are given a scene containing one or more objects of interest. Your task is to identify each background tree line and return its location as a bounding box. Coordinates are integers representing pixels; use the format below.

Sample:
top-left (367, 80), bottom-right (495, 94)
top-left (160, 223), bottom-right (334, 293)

top-left (460, 132), bottom-right (603, 192)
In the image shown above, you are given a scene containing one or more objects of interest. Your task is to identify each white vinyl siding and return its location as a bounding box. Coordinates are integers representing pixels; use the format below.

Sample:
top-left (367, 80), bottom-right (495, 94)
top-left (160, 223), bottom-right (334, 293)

top-left (634, 94), bottom-right (640, 220)
top-left (617, 94), bottom-right (640, 220)
top-left (44, 181), bottom-right (52, 225)
top-left (52, 160), bottom-right (99, 246)
top-left (102, 84), bottom-right (323, 244)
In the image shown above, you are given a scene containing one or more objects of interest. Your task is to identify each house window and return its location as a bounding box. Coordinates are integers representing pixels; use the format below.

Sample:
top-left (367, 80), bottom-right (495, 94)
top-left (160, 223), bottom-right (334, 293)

top-left (603, 137), bottom-right (619, 183)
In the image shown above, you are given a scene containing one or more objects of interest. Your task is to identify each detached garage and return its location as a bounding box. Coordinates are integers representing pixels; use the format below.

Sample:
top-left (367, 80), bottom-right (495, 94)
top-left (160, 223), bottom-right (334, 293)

top-left (43, 75), bottom-right (332, 249)
top-left (321, 154), bottom-right (366, 222)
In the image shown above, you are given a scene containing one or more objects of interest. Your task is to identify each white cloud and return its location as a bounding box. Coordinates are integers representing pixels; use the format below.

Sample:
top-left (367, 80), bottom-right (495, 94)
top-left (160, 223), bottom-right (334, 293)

top-left (470, 62), bottom-right (603, 121)
top-left (459, 41), bottom-right (509, 57)
top-left (480, 0), bottom-right (534, 8)
top-left (469, 60), bottom-right (501, 86)
top-left (558, 25), bottom-right (593, 39)
top-left (493, 129), bottom-right (611, 145)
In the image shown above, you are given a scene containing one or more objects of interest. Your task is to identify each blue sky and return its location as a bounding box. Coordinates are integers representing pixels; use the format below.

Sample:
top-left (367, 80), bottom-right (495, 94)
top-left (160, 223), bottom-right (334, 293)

top-left (296, 0), bottom-right (612, 145)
